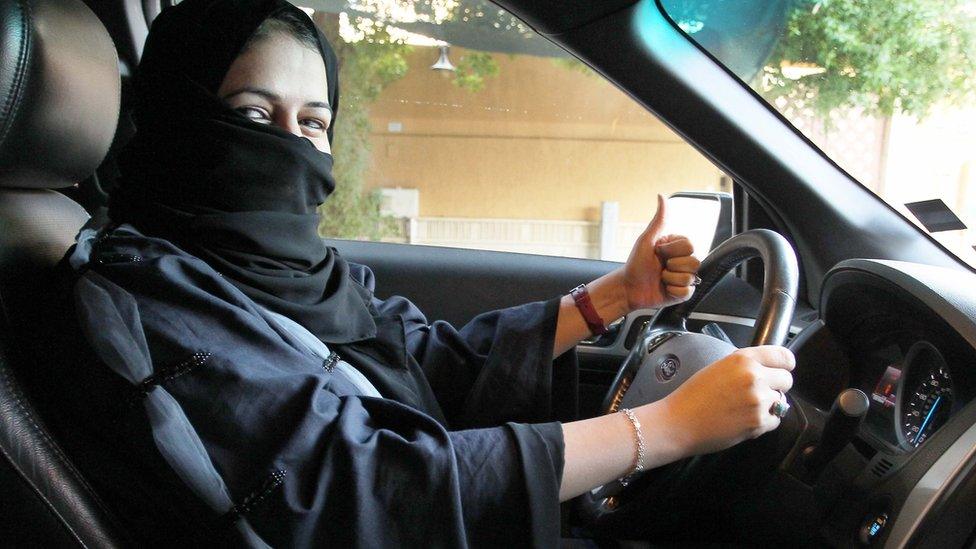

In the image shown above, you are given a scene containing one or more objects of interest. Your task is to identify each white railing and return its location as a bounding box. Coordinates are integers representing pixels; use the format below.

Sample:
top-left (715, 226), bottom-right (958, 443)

top-left (386, 216), bottom-right (647, 261)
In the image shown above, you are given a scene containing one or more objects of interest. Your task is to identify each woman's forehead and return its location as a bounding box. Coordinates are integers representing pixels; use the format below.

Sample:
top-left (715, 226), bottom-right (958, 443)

top-left (219, 31), bottom-right (331, 107)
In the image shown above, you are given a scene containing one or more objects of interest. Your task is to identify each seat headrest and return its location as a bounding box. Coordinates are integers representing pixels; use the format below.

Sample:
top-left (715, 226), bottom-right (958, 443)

top-left (0, 0), bottom-right (120, 190)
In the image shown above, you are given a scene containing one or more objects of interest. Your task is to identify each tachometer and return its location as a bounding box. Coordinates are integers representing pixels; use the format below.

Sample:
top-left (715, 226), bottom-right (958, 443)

top-left (897, 342), bottom-right (954, 449)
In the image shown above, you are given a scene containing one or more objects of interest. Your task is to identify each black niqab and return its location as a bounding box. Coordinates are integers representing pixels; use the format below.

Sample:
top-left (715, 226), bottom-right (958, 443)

top-left (110, 0), bottom-right (377, 344)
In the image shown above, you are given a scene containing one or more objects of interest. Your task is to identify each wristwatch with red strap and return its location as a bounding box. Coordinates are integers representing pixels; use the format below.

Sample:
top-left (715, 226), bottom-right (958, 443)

top-left (570, 283), bottom-right (609, 336)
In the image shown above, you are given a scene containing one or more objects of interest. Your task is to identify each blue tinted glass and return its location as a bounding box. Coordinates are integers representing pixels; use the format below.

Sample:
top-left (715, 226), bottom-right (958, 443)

top-left (658, 0), bottom-right (794, 81)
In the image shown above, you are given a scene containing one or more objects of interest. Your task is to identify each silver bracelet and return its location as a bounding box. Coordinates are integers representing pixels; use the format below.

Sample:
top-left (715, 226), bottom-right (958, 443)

top-left (619, 407), bottom-right (647, 487)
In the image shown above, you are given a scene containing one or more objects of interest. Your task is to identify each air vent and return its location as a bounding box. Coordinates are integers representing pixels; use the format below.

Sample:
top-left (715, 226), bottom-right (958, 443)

top-left (871, 458), bottom-right (894, 478)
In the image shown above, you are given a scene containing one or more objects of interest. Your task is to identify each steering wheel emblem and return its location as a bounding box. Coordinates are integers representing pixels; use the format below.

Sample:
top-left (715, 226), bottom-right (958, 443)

top-left (656, 355), bottom-right (680, 382)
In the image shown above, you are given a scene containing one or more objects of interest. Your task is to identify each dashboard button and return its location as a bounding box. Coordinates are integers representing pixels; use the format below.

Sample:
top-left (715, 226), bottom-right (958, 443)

top-left (858, 511), bottom-right (888, 545)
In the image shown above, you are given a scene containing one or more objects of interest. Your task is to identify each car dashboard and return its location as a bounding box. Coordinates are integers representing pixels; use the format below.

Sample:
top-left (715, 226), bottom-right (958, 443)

top-left (788, 258), bottom-right (976, 547)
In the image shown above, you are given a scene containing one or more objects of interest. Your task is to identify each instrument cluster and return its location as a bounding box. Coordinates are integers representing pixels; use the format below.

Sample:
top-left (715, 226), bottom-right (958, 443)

top-left (863, 339), bottom-right (959, 451)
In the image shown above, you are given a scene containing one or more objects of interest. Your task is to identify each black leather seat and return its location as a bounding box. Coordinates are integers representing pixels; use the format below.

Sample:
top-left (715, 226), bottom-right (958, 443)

top-left (0, 0), bottom-right (126, 545)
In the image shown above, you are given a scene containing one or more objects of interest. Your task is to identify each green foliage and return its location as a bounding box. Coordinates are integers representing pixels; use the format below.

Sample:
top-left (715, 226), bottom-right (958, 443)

top-left (311, 1), bottom-right (580, 239)
top-left (452, 51), bottom-right (499, 92)
top-left (317, 16), bottom-right (408, 240)
top-left (762, 0), bottom-right (976, 118)
top-left (551, 57), bottom-right (598, 78)
top-left (313, 7), bottom-right (510, 240)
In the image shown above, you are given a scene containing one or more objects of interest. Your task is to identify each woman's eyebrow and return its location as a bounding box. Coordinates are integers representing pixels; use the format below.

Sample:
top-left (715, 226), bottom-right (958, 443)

top-left (221, 86), bottom-right (278, 102)
top-left (221, 86), bottom-right (330, 110)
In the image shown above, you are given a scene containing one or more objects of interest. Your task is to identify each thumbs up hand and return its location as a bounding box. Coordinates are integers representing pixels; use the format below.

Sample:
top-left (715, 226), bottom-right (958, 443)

top-left (621, 194), bottom-right (701, 311)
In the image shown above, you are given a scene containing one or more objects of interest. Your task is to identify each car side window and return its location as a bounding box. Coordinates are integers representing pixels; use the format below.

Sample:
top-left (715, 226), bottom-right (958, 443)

top-left (309, 1), bottom-right (729, 261)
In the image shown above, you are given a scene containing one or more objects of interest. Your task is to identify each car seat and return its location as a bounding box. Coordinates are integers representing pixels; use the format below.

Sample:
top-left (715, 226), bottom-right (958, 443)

top-left (0, 0), bottom-right (127, 545)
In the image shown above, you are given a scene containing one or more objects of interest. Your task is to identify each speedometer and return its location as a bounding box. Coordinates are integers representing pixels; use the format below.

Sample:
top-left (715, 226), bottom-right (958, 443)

top-left (897, 342), bottom-right (954, 449)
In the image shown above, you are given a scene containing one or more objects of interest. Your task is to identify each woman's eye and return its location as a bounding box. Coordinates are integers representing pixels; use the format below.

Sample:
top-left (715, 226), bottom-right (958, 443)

top-left (237, 106), bottom-right (271, 123)
top-left (301, 118), bottom-right (328, 133)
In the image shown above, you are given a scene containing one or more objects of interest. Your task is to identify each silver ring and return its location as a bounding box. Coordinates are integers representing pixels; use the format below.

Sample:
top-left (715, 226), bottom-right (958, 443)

top-left (770, 390), bottom-right (790, 418)
top-left (691, 275), bottom-right (703, 287)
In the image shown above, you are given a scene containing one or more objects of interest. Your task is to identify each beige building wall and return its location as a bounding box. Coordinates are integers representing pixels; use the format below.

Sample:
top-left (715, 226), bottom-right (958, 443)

top-left (881, 107), bottom-right (976, 266)
top-left (799, 103), bottom-right (976, 266)
top-left (363, 46), bottom-right (724, 224)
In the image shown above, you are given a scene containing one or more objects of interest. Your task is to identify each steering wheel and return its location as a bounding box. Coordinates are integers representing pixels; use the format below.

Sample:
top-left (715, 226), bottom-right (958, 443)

top-left (577, 229), bottom-right (800, 529)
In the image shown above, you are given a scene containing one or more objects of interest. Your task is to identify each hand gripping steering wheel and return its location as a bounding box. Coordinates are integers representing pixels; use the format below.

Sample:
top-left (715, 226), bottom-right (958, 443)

top-left (577, 229), bottom-right (800, 527)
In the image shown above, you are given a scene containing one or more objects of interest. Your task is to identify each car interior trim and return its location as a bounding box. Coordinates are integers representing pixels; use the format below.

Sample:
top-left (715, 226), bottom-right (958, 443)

top-left (823, 260), bottom-right (976, 352)
top-left (577, 309), bottom-right (803, 357)
top-left (884, 417), bottom-right (976, 548)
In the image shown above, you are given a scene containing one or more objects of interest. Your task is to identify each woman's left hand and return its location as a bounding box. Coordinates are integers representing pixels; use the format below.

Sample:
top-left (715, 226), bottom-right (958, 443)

top-left (620, 194), bottom-right (701, 311)
top-left (553, 194), bottom-right (701, 357)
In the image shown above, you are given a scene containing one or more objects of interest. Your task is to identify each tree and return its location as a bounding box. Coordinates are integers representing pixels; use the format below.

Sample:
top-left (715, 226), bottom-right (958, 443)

top-left (312, 1), bottom-right (507, 239)
top-left (315, 13), bottom-right (411, 240)
top-left (761, 0), bottom-right (976, 119)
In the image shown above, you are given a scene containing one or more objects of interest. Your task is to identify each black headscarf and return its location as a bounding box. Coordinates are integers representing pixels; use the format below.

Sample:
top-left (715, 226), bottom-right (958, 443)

top-left (110, 0), bottom-right (377, 344)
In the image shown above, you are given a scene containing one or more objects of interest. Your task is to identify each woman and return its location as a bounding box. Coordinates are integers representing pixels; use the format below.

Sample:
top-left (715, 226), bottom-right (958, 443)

top-left (61, 0), bottom-right (795, 546)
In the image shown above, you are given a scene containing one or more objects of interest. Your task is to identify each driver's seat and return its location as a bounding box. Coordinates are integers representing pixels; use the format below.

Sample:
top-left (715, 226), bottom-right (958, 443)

top-left (0, 0), bottom-right (127, 545)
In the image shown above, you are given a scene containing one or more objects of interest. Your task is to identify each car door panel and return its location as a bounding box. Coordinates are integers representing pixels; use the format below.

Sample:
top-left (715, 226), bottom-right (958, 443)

top-left (328, 239), bottom-right (617, 325)
top-left (329, 239), bottom-right (769, 415)
top-left (328, 239), bottom-right (763, 325)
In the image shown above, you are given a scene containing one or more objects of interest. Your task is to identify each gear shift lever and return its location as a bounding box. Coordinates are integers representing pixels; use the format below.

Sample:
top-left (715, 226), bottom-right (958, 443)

top-left (803, 388), bottom-right (869, 477)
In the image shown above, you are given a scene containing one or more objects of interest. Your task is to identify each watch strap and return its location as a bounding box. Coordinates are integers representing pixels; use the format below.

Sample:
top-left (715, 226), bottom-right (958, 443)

top-left (570, 283), bottom-right (609, 336)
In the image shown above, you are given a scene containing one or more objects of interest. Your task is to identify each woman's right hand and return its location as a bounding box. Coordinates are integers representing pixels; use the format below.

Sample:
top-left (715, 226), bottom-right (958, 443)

top-left (559, 345), bottom-right (794, 501)
top-left (651, 345), bottom-right (796, 459)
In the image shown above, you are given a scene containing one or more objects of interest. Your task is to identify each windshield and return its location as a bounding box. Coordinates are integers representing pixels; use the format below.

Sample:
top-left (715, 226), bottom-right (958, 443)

top-left (659, 0), bottom-right (976, 268)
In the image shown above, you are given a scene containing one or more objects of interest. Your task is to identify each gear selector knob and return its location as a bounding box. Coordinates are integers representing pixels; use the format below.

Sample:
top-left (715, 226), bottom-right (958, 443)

top-left (803, 388), bottom-right (870, 477)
